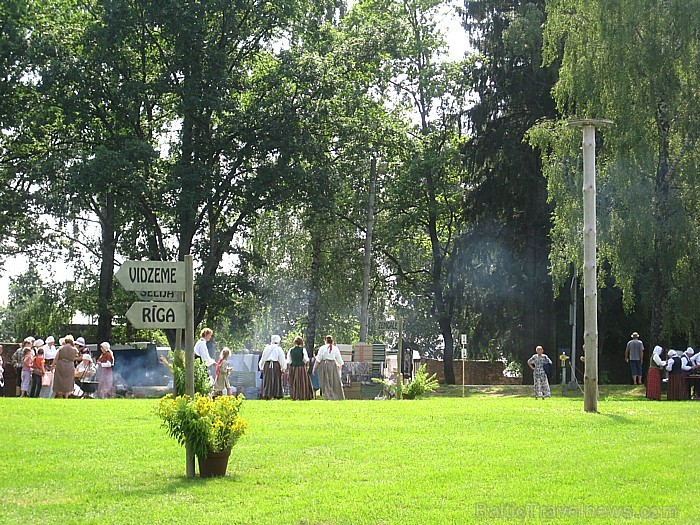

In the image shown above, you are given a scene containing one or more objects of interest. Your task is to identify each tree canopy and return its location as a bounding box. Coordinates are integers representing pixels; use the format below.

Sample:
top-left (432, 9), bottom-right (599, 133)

top-left (2, 0), bottom-right (699, 385)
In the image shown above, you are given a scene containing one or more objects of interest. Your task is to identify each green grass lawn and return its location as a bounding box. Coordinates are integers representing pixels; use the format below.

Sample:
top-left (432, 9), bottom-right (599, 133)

top-left (2, 392), bottom-right (698, 524)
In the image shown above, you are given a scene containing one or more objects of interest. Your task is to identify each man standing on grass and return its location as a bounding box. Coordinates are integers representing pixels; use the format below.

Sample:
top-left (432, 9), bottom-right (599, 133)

top-left (625, 332), bottom-right (644, 386)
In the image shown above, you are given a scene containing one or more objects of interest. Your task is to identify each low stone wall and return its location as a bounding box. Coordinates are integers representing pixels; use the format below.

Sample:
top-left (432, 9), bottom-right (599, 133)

top-left (420, 359), bottom-right (521, 385)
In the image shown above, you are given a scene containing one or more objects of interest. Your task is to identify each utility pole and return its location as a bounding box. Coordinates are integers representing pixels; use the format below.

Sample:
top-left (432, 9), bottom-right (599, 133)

top-left (359, 157), bottom-right (377, 343)
top-left (566, 119), bottom-right (612, 413)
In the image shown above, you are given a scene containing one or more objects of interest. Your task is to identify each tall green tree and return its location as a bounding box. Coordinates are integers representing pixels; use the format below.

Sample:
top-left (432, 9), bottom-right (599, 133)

top-left (136, 0), bottom-right (315, 330)
top-left (539, 0), bottom-right (700, 344)
top-left (0, 0), bottom-right (45, 257)
top-left (0, 265), bottom-right (75, 341)
top-left (374, 0), bottom-right (472, 383)
top-left (241, 0), bottom-right (405, 354)
top-left (28, 0), bottom-right (168, 342)
top-left (460, 0), bottom-right (559, 375)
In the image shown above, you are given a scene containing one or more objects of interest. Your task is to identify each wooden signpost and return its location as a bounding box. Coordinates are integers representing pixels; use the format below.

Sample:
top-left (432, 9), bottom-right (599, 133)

top-left (379, 319), bottom-right (403, 397)
top-left (125, 302), bottom-right (186, 329)
top-left (116, 256), bottom-right (196, 476)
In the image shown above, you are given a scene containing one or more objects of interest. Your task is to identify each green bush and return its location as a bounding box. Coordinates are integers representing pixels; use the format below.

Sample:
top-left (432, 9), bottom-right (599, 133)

top-left (164, 348), bottom-right (211, 396)
top-left (156, 393), bottom-right (248, 459)
top-left (372, 364), bottom-right (439, 399)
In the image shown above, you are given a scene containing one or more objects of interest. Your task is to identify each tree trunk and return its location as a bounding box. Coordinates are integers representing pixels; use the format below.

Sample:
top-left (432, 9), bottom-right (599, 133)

top-left (97, 192), bottom-right (116, 343)
top-left (425, 164), bottom-right (455, 384)
top-left (305, 232), bottom-right (323, 357)
top-left (359, 157), bottom-right (377, 343)
top-left (649, 100), bottom-right (672, 343)
top-left (439, 315), bottom-right (455, 384)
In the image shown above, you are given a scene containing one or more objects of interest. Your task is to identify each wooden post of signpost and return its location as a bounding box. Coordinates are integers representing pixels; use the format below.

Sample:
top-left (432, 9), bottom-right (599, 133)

top-left (397, 319), bottom-right (403, 399)
top-left (115, 258), bottom-right (191, 473)
top-left (566, 119), bottom-right (612, 413)
top-left (184, 255), bottom-right (195, 477)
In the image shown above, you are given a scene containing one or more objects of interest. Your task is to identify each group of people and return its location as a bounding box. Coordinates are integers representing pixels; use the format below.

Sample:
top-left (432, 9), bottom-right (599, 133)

top-left (257, 334), bottom-right (345, 401)
top-left (643, 347), bottom-right (700, 401)
top-left (193, 328), bottom-right (345, 401)
top-left (0, 335), bottom-right (115, 399)
top-left (625, 332), bottom-right (700, 400)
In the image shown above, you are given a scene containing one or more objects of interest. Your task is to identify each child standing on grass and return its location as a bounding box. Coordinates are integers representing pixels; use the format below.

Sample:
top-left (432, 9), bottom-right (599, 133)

top-left (20, 347), bottom-right (33, 397)
top-left (30, 347), bottom-right (46, 398)
top-left (212, 348), bottom-right (232, 397)
top-left (527, 346), bottom-right (552, 399)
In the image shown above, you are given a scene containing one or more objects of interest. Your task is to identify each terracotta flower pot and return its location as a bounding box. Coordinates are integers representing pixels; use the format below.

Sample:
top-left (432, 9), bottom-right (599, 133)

top-left (197, 450), bottom-right (231, 478)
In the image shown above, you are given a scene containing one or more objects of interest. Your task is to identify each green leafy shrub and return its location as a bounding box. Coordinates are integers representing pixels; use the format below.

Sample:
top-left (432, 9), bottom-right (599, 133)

top-left (160, 348), bottom-right (210, 396)
top-left (372, 364), bottom-right (439, 399)
top-left (156, 393), bottom-right (248, 459)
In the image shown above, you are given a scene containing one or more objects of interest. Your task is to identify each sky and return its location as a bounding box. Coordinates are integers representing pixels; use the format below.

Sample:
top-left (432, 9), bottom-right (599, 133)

top-left (0, 5), bottom-right (469, 308)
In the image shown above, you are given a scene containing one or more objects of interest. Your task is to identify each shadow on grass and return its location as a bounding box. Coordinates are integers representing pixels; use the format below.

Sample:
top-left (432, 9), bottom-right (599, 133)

top-left (431, 383), bottom-right (652, 401)
top-left (113, 470), bottom-right (244, 502)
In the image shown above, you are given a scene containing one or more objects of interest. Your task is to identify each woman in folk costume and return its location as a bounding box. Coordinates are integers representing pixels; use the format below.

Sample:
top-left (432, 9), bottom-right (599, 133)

top-left (286, 337), bottom-right (314, 400)
top-left (645, 346), bottom-right (666, 400)
top-left (527, 345), bottom-right (553, 399)
top-left (313, 335), bottom-right (345, 400)
top-left (665, 350), bottom-right (688, 400)
top-left (680, 348), bottom-right (697, 398)
top-left (212, 348), bottom-right (232, 396)
top-left (96, 342), bottom-right (115, 398)
top-left (259, 335), bottom-right (286, 399)
top-left (53, 335), bottom-right (80, 399)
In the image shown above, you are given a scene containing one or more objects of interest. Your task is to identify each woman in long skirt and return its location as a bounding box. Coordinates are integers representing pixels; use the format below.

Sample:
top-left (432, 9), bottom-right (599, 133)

top-left (527, 346), bottom-right (552, 399)
top-left (645, 346), bottom-right (665, 400)
top-left (286, 337), bottom-right (314, 400)
top-left (313, 335), bottom-right (344, 400)
top-left (53, 336), bottom-right (79, 399)
top-left (96, 342), bottom-right (114, 398)
top-left (666, 350), bottom-right (690, 400)
top-left (259, 335), bottom-right (285, 399)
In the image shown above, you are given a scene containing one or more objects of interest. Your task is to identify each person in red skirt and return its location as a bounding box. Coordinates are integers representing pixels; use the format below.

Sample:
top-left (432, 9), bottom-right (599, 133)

top-left (645, 346), bottom-right (666, 400)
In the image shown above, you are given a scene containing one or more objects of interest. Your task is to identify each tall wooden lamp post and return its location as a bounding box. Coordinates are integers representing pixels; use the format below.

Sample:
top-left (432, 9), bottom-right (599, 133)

top-left (566, 119), bottom-right (612, 413)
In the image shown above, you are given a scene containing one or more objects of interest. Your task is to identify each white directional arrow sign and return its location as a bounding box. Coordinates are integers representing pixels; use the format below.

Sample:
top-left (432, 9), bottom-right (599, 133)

top-left (125, 302), bottom-right (186, 329)
top-left (115, 260), bottom-right (186, 292)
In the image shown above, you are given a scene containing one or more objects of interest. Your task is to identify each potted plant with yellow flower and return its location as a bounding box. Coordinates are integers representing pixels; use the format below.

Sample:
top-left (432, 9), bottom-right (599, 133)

top-left (156, 393), bottom-right (248, 477)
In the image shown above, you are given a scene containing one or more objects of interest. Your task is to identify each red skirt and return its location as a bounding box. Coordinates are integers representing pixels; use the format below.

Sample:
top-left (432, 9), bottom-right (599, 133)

top-left (667, 374), bottom-right (689, 401)
top-left (288, 365), bottom-right (314, 400)
top-left (645, 367), bottom-right (662, 400)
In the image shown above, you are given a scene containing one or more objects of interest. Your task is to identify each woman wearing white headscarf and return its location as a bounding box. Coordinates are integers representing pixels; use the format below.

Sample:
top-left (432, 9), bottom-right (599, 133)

top-left (313, 335), bottom-right (345, 400)
top-left (645, 346), bottom-right (666, 400)
top-left (96, 342), bottom-right (115, 398)
top-left (259, 335), bottom-right (286, 399)
top-left (665, 350), bottom-right (688, 400)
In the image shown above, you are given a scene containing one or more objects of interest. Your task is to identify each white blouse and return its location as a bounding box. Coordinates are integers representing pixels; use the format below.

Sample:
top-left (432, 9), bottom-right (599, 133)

top-left (194, 338), bottom-right (215, 366)
top-left (316, 344), bottom-right (344, 367)
top-left (652, 353), bottom-right (666, 368)
top-left (259, 344), bottom-right (287, 371)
